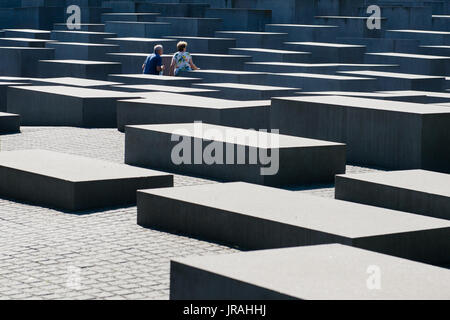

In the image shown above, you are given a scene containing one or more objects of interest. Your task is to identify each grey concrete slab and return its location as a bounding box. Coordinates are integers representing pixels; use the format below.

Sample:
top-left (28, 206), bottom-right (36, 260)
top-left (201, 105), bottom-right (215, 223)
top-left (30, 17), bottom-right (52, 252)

top-left (3, 29), bottom-right (51, 39)
top-left (284, 42), bottom-right (366, 63)
top-left (335, 170), bottom-right (450, 220)
top-left (137, 181), bottom-right (450, 264)
top-left (0, 111), bottom-right (20, 134)
top-left (192, 82), bottom-right (300, 100)
top-left (45, 41), bottom-right (119, 60)
top-left (215, 31), bottom-right (288, 49)
top-left (0, 149), bottom-right (172, 211)
top-left (297, 91), bottom-right (430, 103)
top-left (104, 37), bottom-right (177, 53)
top-left (378, 90), bottom-right (450, 104)
top-left (339, 70), bottom-right (445, 91)
top-left (29, 77), bottom-right (121, 89)
top-left (126, 123), bottom-right (345, 186)
top-left (171, 244), bottom-right (450, 300)
top-left (117, 92), bottom-right (270, 131)
top-left (178, 69), bottom-right (268, 85)
top-left (101, 12), bottom-right (160, 23)
top-left (0, 47), bottom-right (54, 77)
top-left (53, 23), bottom-right (105, 32)
top-left (38, 59), bottom-right (121, 80)
top-left (229, 48), bottom-right (311, 63)
top-left (188, 53), bottom-right (251, 70)
top-left (7, 85), bottom-right (140, 128)
top-left (314, 16), bottom-right (386, 38)
top-left (163, 36), bottom-right (236, 54)
top-left (0, 82), bottom-right (31, 112)
top-left (0, 37), bottom-right (53, 48)
top-left (156, 17), bottom-right (222, 37)
top-left (339, 37), bottom-right (420, 54)
top-left (108, 74), bottom-right (203, 86)
top-left (205, 8), bottom-right (271, 32)
top-left (105, 21), bottom-right (171, 38)
top-left (263, 73), bottom-right (376, 92)
top-left (365, 52), bottom-right (450, 76)
top-left (111, 84), bottom-right (219, 98)
top-left (386, 29), bottom-right (450, 45)
top-left (265, 24), bottom-right (339, 42)
top-left (271, 96), bottom-right (450, 172)
top-left (50, 30), bottom-right (116, 43)
top-left (244, 62), bottom-right (397, 74)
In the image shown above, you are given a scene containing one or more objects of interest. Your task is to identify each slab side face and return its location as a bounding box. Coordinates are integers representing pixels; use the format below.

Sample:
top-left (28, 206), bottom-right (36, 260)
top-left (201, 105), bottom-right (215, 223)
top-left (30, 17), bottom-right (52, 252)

top-left (0, 150), bottom-right (173, 210)
top-left (138, 182), bottom-right (450, 264)
top-left (125, 123), bottom-right (346, 186)
top-left (170, 244), bottom-right (450, 300)
top-left (335, 170), bottom-right (450, 220)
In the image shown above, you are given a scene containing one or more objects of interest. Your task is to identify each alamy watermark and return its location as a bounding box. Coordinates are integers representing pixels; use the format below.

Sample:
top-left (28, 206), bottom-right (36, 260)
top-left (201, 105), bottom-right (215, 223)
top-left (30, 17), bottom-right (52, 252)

top-left (66, 5), bottom-right (81, 30)
top-left (366, 5), bottom-right (381, 30)
top-left (366, 265), bottom-right (382, 290)
top-left (170, 122), bottom-right (280, 176)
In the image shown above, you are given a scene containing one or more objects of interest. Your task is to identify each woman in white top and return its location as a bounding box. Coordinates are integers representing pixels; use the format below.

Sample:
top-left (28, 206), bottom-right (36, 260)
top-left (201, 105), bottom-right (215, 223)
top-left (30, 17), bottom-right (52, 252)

top-left (169, 41), bottom-right (200, 76)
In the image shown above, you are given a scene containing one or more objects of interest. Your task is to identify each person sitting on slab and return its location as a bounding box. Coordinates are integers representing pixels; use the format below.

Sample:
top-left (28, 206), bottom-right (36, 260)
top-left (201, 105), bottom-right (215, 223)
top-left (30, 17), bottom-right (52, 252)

top-left (169, 41), bottom-right (200, 76)
top-left (142, 44), bottom-right (164, 75)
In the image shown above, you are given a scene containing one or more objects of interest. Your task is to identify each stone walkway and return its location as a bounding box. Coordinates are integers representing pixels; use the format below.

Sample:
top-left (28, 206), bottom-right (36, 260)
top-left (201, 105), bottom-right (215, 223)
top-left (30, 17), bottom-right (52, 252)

top-left (0, 127), bottom-right (380, 299)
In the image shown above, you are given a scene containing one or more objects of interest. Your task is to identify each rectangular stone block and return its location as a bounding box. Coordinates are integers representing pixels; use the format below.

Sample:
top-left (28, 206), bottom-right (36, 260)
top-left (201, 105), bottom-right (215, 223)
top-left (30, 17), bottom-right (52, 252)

top-left (215, 31), bottom-right (288, 49)
top-left (229, 48), bottom-right (311, 63)
top-left (271, 96), bottom-right (450, 172)
top-left (30, 77), bottom-right (121, 90)
top-left (50, 30), bottom-right (116, 43)
top-left (112, 84), bottom-right (219, 98)
top-left (38, 59), bottom-right (121, 80)
top-left (45, 41), bottom-right (119, 60)
top-left (105, 21), bottom-right (171, 38)
top-left (0, 37), bottom-right (52, 47)
top-left (340, 70), bottom-right (445, 91)
top-left (137, 182), bottom-right (450, 265)
top-left (163, 36), bottom-right (236, 54)
top-left (284, 41), bottom-right (366, 63)
top-left (117, 92), bottom-right (270, 131)
top-left (0, 149), bottom-right (173, 211)
top-left (0, 112), bottom-right (20, 134)
top-left (7, 85), bottom-right (140, 128)
top-left (171, 244), bottom-right (450, 300)
top-left (156, 17), bottom-right (222, 37)
top-left (104, 37), bottom-right (177, 53)
top-left (265, 24), bottom-right (339, 42)
top-left (0, 47), bottom-right (54, 77)
top-left (263, 73), bottom-right (376, 91)
top-left (179, 69), bottom-right (268, 85)
top-left (192, 82), bottom-right (300, 100)
top-left (0, 82), bottom-right (31, 111)
top-left (3, 28), bottom-right (51, 39)
top-left (205, 8), bottom-right (271, 31)
top-left (335, 170), bottom-right (450, 220)
top-left (126, 123), bottom-right (346, 186)
top-left (108, 74), bottom-right (202, 86)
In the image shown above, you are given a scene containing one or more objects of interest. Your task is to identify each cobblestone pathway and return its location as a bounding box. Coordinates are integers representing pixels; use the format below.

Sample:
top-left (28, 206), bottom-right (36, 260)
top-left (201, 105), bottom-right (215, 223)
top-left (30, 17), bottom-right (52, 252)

top-left (0, 127), bottom-right (381, 299)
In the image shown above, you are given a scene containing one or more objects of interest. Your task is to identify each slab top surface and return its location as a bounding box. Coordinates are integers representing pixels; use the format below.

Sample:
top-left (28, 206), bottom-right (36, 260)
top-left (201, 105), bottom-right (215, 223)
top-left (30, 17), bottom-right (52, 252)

top-left (173, 244), bottom-right (450, 300)
top-left (367, 52), bottom-right (450, 59)
top-left (114, 84), bottom-right (216, 93)
top-left (340, 70), bottom-right (442, 79)
top-left (286, 41), bottom-right (365, 48)
top-left (275, 95), bottom-right (450, 114)
top-left (39, 59), bottom-right (121, 65)
top-left (111, 74), bottom-right (201, 81)
top-left (0, 149), bottom-right (170, 182)
top-left (120, 92), bottom-right (270, 109)
top-left (141, 182), bottom-right (450, 238)
top-left (128, 123), bottom-right (344, 148)
top-left (32, 77), bottom-right (121, 87)
top-left (10, 85), bottom-right (141, 99)
top-left (194, 82), bottom-right (299, 91)
top-left (338, 170), bottom-right (450, 197)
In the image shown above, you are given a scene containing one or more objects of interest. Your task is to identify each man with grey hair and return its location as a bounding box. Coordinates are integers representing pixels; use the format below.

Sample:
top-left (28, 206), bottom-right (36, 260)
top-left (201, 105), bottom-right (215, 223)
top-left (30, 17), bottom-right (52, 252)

top-left (142, 44), bottom-right (164, 75)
